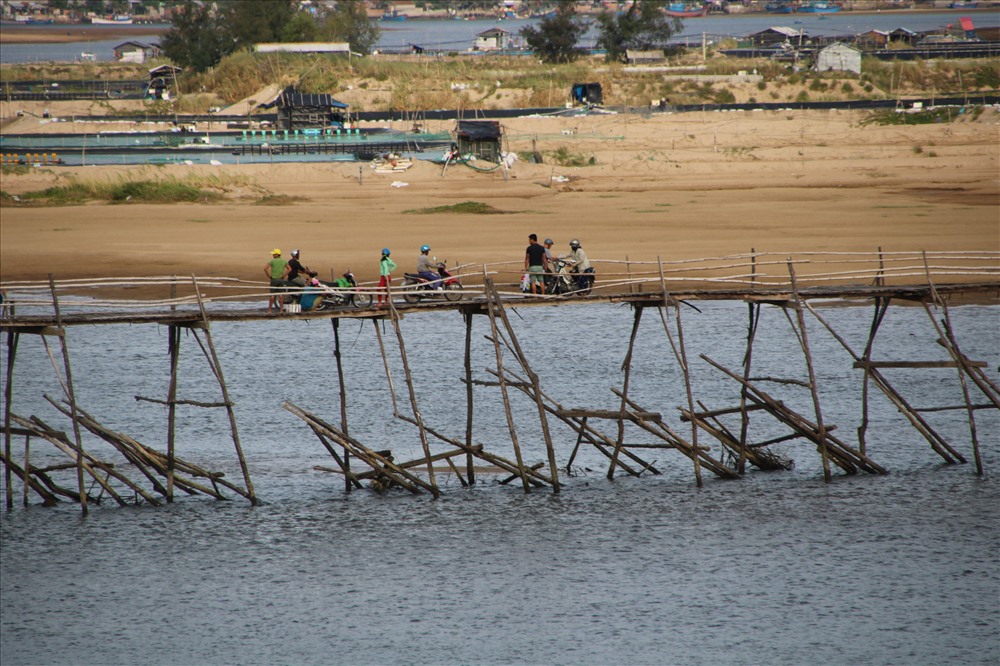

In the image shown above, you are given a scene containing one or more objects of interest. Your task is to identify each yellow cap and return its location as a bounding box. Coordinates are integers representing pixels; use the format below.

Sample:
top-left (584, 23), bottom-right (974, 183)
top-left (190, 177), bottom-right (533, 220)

top-left (271, 248), bottom-right (281, 255)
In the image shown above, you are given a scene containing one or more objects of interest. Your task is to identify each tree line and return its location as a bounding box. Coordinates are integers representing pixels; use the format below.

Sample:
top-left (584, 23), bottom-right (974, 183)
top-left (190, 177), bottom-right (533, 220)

top-left (162, 0), bottom-right (682, 72)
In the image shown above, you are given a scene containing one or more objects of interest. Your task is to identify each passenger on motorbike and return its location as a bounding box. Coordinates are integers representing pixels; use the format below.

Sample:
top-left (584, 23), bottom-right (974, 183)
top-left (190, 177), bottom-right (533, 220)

top-left (299, 277), bottom-right (325, 312)
top-left (332, 271), bottom-right (356, 289)
top-left (416, 244), bottom-right (442, 289)
top-left (543, 238), bottom-right (555, 264)
top-left (566, 239), bottom-right (594, 289)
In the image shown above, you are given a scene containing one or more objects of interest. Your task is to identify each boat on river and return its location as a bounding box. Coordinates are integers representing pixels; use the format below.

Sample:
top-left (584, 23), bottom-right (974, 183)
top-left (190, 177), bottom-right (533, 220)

top-left (765, 1), bottom-right (795, 14)
top-left (665, 3), bottom-right (709, 18)
top-left (91, 15), bottom-right (134, 24)
top-left (796, 2), bottom-right (842, 13)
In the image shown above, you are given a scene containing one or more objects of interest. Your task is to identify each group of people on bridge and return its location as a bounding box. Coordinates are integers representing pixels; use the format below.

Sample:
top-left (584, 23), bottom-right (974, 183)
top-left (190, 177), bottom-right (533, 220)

top-left (263, 236), bottom-right (594, 313)
top-left (524, 234), bottom-right (593, 296)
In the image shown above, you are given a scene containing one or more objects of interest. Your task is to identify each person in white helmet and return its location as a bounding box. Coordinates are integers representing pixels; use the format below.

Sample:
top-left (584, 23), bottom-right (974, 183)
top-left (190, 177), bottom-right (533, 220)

top-left (286, 249), bottom-right (315, 287)
top-left (566, 239), bottom-right (592, 289)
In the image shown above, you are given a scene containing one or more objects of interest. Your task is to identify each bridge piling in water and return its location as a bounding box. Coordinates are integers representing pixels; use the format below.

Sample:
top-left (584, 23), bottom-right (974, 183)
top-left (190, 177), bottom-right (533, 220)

top-left (2, 250), bottom-right (998, 507)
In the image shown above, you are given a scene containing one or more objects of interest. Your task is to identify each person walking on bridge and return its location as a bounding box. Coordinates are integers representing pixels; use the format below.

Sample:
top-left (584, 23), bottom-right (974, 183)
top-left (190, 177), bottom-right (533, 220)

top-left (525, 233), bottom-right (548, 296)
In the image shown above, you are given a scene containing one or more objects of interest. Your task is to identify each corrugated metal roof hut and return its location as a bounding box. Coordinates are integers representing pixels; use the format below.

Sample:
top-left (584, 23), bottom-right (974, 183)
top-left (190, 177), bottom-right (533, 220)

top-left (856, 29), bottom-right (889, 49)
top-left (113, 40), bottom-right (161, 63)
top-left (146, 64), bottom-right (180, 100)
top-left (455, 120), bottom-right (503, 163)
top-left (814, 42), bottom-right (862, 74)
top-left (475, 27), bottom-right (510, 51)
top-left (888, 27), bottom-right (919, 44)
top-left (749, 26), bottom-right (806, 46)
top-left (259, 86), bottom-right (349, 130)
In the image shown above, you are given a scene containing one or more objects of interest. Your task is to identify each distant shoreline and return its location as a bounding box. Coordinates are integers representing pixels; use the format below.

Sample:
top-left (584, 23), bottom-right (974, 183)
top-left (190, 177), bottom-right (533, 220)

top-left (0, 7), bottom-right (995, 44)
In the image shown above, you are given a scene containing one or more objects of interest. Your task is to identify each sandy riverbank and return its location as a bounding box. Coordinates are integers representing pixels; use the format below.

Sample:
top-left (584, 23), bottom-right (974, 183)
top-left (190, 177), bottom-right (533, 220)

top-left (1, 108), bottom-right (998, 290)
top-left (0, 24), bottom-right (168, 44)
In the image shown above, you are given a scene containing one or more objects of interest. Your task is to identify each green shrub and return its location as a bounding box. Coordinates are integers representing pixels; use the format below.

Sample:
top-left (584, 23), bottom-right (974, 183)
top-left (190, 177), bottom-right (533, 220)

top-left (404, 201), bottom-right (508, 215)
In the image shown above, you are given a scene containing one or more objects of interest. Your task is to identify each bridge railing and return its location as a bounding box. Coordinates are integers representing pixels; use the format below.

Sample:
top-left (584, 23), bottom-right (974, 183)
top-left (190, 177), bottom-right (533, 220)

top-left (1, 250), bottom-right (997, 322)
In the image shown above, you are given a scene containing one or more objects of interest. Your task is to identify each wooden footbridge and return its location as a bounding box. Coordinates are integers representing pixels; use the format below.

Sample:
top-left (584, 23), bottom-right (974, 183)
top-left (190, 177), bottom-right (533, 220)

top-left (2, 250), bottom-right (998, 513)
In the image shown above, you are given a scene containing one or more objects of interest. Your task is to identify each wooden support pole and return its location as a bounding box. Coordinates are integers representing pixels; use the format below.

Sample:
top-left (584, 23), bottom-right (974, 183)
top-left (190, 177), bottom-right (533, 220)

top-left (656, 258), bottom-right (703, 487)
top-left (481, 278), bottom-right (531, 493)
top-left (786, 261), bottom-right (832, 483)
top-left (372, 319), bottom-right (400, 417)
top-left (48, 275), bottom-right (87, 515)
top-left (285, 402), bottom-right (436, 495)
top-left (4, 330), bottom-right (18, 510)
top-left (566, 416), bottom-right (588, 473)
top-left (384, 295), bottom-right (439, 496)
top-left (191, 276), bottom-right (257, 505)
top-left (699, 356), bottom-right (887, 476)
top-left (331, 319), bottom-right (352, 492)
top-left (920, 256), bottom-right (986, 475)
top-left (307, 427), bottom-right (365, 490)
top-left (803, 302), bottom-right (964, 464)
top-left (737, 302), bottom-right (761, 474)
top-left (21, 432), bottom-right (29, 507)
top-left (45, 397), bottom-right (239, 502)
top-left (609, 306), bottom-right (643, 479)
top-left (493, 367), bottom-right (658, 477)
top-left (165, 325), bottom-right (180, 502)
top-left (463, 311), bottom-right (475, 486)
top-left (485, 279), bottom-right (560, 493)
top-left (395, 412), bottom-right (552, 487)
top-left (611, 388), bottom-right (740, 479)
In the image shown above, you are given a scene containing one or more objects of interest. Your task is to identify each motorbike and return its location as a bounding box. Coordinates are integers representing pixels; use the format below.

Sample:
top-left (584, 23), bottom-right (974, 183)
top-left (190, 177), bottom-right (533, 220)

top-left (317, 272), bottom-right (373, 309)
top-left (283, 272), bottom-right (373, 311)
top-left (402, 261), bottom-right (463, 303)
top-left (546, 258), bottom-right (595, 296)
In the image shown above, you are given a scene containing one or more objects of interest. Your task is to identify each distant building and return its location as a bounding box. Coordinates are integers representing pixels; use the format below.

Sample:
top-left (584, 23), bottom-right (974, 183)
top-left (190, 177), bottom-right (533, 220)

top-left (113, 41), bottom-right (161, 63)
top-left (855, 30), bottom-right (889, 49)
top-left (887, 27), bottom-right (919, 45)
top-left (254, 42), bottom-right (351, 54)
top-left (475, 27), bottom-right (510, 51)
top-left (454, 120), bottom-right (503, 162)
top-left (749, 26), bottom-right (806, 47)
top-left (258, 86), bottom-right (349, 130)
top-left (626, 49), bottom-right (666, 64)
top-left (146, 64), bottom-right (181, 100)
top-left (814, 42), bottom-right (862, 74)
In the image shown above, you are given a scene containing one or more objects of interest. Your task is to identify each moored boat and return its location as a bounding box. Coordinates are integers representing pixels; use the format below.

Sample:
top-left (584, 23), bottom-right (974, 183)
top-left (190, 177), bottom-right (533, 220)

top-left (91, 15), bottom-right (134, 24)
top-left (765, 2), bottom-right (795, 13)
top-left (665, 3), bottom-right (709, 17)
top-left (795, 2), bottom-right (841, 13)
top-left (380, 9), bottom-right (407, 21)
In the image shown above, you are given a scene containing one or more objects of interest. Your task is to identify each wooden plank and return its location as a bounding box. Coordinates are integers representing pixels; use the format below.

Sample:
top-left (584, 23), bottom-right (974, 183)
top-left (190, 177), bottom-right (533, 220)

top-left (853, 360), bottom-right (988, 369)
top-left (556, 408), bottom-right (661, 420)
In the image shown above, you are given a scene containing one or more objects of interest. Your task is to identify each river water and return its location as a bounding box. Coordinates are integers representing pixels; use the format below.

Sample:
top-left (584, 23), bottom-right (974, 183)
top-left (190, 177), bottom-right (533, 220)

top-left (1, 300), bottom-right (998, 665)
top-left (1, 10), bottom-right (992, 63)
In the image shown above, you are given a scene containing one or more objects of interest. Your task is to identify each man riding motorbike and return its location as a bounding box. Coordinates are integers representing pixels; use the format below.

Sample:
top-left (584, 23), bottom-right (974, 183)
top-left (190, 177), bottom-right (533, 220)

top-left (416, 244), bottom-right (442, 289)
top-left (566, 239), bottom-right (593, 290)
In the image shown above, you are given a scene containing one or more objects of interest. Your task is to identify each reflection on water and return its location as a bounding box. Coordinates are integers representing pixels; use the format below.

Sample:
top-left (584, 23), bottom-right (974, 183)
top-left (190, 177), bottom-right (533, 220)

top-left (1, 301), bottom-right (997, 665)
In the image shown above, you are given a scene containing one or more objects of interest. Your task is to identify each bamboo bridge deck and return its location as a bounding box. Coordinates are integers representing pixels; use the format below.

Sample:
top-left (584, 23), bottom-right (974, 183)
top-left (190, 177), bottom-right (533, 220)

top-left (2, 250), bottom-right (998, 512)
